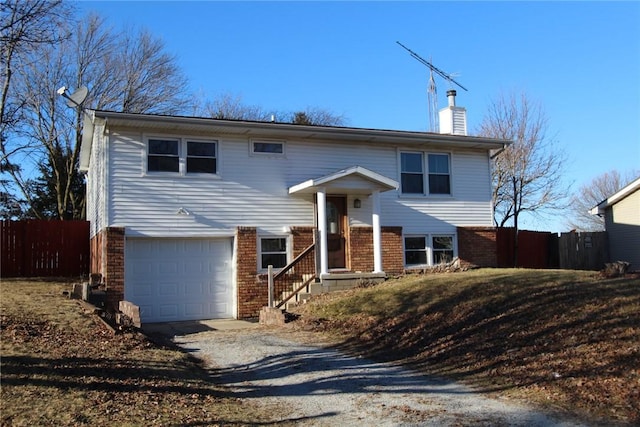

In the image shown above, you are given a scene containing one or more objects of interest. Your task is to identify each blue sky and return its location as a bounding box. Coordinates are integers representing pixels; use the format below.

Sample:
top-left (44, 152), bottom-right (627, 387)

top-left (77, 1), bottom-right (639, 231)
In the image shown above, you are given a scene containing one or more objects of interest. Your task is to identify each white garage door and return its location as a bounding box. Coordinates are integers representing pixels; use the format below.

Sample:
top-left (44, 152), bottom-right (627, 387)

top-left (125, 238), bottom-right (233, 323)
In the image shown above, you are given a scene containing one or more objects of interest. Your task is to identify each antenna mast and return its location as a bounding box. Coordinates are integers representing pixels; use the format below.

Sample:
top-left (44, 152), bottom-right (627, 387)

top-left (396, 41), bottom-right (467, 132)
top-left (427, 66), bottom-right (438, 133)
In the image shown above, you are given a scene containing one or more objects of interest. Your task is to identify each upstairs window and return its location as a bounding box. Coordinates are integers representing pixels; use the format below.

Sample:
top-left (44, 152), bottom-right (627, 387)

top-left (400, 152), bottom-right (424, 194)
top-left (187, 141), bottom-right (217, 174)
top-left (399, 151), bottom-right (451, 195)
top-left (428, 154), bottom-right (451, 194)
top-left (148, 139), bottom-right (179, 172)
top-left (252, 140), bottom-right (285, 156)
top-left (146, 137), bottom-right (218, 176)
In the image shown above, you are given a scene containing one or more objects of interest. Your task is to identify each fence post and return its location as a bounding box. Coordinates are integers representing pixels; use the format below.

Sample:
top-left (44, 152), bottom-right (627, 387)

top-left (267, 265), bottom-right (274, 308)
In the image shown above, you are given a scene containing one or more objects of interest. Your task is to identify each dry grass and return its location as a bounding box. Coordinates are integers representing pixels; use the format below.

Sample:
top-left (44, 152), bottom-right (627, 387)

top-left (290, 269), bottom-right (640, 425)
top-left (0, 279), bottom-right (278, 426)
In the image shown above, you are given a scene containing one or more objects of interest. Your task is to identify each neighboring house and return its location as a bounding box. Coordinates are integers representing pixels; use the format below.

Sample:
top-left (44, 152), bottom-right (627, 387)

top-left (590, 177), bottom-right (640, 271)
top-left (80, 91), bottom-right (509, 323)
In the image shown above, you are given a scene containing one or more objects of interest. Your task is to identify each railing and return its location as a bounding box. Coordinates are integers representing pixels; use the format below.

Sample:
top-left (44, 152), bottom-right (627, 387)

top-left (268, 242), bottom-right (317, 309)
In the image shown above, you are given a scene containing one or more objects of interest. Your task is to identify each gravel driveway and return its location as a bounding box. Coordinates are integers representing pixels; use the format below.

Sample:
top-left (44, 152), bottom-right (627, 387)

top-left (168, 324), bottom-right (588, 426)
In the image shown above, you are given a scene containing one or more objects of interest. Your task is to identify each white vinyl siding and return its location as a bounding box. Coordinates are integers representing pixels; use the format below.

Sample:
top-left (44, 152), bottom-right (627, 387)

top-left (86, 122), bottom-right (108, 238)
top-left (105, 129), bottom-right (494, 237)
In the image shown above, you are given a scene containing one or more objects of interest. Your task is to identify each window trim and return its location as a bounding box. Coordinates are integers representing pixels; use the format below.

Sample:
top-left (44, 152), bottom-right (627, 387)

top-left (258, 235), bottom-right (290, 271)
top-left (398, 149), bottom-right (453, 197)
top-left (250, 139), bottom-right (286, 157)
top-left (144, 135), bottom-right (219, 177)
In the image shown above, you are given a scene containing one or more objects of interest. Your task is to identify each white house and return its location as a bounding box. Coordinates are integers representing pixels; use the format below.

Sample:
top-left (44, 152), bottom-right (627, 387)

top-left (80, 92), bottom-right (509, 323)
top-left (590, 177), bottom-right (640, 272)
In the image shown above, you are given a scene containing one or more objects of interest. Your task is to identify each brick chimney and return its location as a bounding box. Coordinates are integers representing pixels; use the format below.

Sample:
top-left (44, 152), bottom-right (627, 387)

top-left (439, 90), bottom-right (467, 136)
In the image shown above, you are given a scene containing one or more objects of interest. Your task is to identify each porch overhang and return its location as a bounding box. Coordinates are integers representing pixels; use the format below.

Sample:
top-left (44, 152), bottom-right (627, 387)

top-left (288, 166), bottom-right (398, 195)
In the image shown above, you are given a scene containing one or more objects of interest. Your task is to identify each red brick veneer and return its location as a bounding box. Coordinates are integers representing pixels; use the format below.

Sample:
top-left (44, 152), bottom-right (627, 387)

top-left (457, 226), bottom-right (497, 267)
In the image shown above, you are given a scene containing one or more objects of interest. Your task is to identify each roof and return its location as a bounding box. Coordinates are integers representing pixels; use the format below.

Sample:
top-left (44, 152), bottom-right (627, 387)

top-left (590, 176), bottom-right (640, 215)
top-left (80, 109), bottom-right (511, 172)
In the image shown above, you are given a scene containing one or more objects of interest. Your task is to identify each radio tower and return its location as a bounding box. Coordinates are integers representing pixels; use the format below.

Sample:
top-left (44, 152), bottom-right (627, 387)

top-left (397, 41), bottom-right (467, 132)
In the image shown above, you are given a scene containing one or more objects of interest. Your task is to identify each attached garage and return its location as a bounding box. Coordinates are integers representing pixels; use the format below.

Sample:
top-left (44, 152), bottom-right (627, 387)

top-left (125, 238), bottom-right (234, 323)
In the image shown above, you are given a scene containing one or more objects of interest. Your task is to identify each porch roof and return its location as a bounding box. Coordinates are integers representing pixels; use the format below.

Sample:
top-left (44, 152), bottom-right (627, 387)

top-left (289, 166), bottom-right (398, 195)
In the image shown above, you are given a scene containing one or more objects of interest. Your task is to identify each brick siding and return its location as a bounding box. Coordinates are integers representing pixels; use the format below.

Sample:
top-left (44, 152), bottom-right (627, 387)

top-left (97, 227), bottom-right (125, 310)
top-left (349, 226), bottom-right (404, 275)
top-left (457, 226), bottom-right (497, 267)
top-left (235, 226), bottom-right (264, 319)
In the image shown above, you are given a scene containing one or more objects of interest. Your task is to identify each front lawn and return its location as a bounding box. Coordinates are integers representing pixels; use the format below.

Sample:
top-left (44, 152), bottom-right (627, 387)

top-left (0, 279), bottom-right (275, 426)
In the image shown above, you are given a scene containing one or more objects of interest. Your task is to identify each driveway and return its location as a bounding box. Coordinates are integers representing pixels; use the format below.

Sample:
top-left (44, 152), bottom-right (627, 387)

top-left (156, 322), bottom-right (589, 426)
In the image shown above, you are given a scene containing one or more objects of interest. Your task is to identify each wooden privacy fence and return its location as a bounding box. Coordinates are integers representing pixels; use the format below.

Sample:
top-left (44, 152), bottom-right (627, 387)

top-left (558, 231), bottom-right (608, 271)
top-left (1, 220), bottom-right (90, 277)
top-left (497, 228), bottom-right (608, 270)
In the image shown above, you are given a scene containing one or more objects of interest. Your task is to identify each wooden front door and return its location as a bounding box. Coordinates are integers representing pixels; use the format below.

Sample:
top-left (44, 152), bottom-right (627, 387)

top-left (326, 196), bottom-right (347, 269)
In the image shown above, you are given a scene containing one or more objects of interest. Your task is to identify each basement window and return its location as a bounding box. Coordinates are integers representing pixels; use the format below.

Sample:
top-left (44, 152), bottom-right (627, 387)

top-left (404, 234), bottom-right (457, 268)
top-left (259, 237), bottom-right (288, 270)
top-left (432, 235), bottom-right (454, 264)
top-left (404, 236), bottom-right (427, 266)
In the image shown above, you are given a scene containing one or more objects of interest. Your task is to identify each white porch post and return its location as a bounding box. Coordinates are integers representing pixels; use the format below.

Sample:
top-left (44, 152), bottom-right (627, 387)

top-left (372, 190), bottom-right (383, 273)
top-left (317, 188), bottom-right (329, 275)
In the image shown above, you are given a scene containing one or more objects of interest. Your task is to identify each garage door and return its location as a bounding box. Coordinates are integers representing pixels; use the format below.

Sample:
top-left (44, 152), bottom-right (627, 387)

top-left (125, 238), bottom-right (233, 323)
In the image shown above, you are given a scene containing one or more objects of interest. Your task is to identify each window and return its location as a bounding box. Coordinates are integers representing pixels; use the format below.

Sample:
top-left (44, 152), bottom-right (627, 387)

top-left (146, 137), bottom-right (218, 175)
top-left (260, 237), bottom-right (288, 269)
top-left (428, 154), bottom-right (450, 194)
top-left (404, 236), bottom-right (427, 266)
top-left (148, 139), bottom-right (179, 172)
top-left (404, 234), bottom-right (456, 267)
top-left (187, 141), bottom-right (216, 174)
top-left (400, 152), bottom-right (424, 194)
top-left (432, 235), bottom-right (454, 264)
top-left (252, 140), bottom-right (285, 155)
top-left (399, 151), bottom-right (451, 195)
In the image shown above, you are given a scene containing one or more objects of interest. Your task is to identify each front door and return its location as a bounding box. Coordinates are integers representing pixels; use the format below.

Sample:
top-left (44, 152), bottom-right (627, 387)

top-left (326, 196), bottom-right (347, 269)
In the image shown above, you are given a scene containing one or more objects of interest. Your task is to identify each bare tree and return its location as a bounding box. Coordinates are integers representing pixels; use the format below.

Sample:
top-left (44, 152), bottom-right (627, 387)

top-left (289, 107), bottom-right (346, 126)
top-left (202, 92), bottom-right (272, 121)
top-left (477, 91), bottom-right (569, 264)
top-left (201, 93), bottom-right (347, 126)
top-left (0, 0), bottom-right (72, 217)
top-left (5, 13), bottom-right (192, 219)
top-left (566, 169), bottom-right (639, 231)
